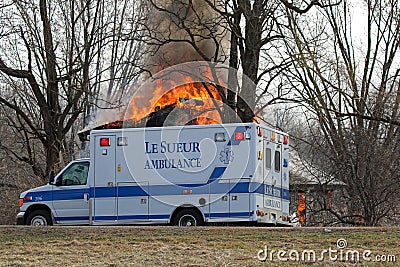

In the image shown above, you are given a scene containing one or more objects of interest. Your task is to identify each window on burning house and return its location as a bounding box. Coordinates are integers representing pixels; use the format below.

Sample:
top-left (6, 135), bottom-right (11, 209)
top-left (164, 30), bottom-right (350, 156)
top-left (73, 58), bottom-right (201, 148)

top-left (265, 148), bottom-right (271, 169)
top-left (274, 151), bottom-right (281, 172)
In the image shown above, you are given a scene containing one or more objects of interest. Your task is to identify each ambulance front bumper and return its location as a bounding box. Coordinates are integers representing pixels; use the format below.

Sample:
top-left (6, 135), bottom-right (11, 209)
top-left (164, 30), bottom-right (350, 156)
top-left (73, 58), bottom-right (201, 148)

top-left (16, 212), bottom-right (25, 225)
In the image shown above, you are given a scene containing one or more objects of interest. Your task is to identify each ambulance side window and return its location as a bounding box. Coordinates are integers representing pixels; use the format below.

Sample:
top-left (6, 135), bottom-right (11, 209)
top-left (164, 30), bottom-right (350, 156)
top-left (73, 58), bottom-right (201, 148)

top-left (274, 151), bottom-right (281, 172)
top-left (265, 148), bottom-right (271, 169)
top-left (58, 162), bottom-right (90, 186)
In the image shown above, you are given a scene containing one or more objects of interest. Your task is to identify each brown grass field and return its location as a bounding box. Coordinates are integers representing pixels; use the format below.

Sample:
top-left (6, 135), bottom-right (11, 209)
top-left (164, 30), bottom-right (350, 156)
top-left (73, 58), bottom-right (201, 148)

top-left (0, 226), bottom-right (399, 266)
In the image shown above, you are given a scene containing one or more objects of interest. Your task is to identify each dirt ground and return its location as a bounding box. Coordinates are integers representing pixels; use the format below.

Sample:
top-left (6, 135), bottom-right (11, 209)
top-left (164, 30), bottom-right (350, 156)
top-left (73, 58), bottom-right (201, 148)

top-left (0, 226), bottom-right (399, 266)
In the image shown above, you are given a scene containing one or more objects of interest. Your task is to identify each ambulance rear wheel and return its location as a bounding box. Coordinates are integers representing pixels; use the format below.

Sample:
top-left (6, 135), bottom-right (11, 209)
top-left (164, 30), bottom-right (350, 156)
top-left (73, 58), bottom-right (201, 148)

top-left (173, 209), bottom-right (204, 227)
top-left (26, 210), bottom-right (52, 226)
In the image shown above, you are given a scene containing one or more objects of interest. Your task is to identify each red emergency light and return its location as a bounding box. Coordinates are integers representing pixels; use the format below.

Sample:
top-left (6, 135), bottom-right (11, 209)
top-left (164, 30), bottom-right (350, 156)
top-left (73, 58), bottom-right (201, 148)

top-left (100, 138), bottom-right (110, 147)
top-left (235, 132), bottom-right (244, 141)
top-left (283, 136), bottom-right (289, 145)
top-left (257, 127), bottom-right (263, 137)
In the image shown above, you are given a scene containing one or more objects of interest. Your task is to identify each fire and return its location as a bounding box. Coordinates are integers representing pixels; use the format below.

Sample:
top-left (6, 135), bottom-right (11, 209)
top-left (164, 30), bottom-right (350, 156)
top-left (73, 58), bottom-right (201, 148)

top-left (78, 62), bottom-right (259, 139)
top-left (125, 76), bottom-right (224, 126)
top-left (101, 121), bottom-right (123, 129)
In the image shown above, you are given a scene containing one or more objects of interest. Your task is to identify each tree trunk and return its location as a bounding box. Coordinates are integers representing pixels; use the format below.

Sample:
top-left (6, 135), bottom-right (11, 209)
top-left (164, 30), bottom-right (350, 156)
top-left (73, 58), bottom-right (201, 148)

top-left (237, 0), bottom-right (261, 122)
top-left (226, 7), bottom-right (242, 123)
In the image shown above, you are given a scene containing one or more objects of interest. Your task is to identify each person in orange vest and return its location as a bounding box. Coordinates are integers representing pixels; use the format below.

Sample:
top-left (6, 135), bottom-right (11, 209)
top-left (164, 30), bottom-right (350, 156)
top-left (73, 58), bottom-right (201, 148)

top-left (297, 190), bottom-right (306, 227)
top-left (327, 190), bottom-right (333, 209)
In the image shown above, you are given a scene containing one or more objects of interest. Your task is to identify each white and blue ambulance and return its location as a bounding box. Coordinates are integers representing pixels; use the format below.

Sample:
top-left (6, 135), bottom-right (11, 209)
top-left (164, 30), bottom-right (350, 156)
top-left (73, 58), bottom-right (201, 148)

top-left (17, 123), bottom-right (290, 226)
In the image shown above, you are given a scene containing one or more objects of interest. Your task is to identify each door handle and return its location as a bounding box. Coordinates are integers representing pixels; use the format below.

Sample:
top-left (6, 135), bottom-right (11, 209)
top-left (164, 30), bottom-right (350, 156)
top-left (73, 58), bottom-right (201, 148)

top-left (84, 193), bottom-right (89, 202)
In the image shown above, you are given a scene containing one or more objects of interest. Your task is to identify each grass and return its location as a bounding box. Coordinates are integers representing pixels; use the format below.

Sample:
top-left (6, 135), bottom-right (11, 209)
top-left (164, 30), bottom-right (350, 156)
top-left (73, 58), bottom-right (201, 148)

top-left (0, 226), bottom-right (399, 266)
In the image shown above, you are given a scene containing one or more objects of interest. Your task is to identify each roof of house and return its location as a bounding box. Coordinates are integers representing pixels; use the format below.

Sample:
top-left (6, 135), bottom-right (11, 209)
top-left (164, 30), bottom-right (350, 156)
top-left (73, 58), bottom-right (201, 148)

top-left (290, 150), bottom-right (346, 186)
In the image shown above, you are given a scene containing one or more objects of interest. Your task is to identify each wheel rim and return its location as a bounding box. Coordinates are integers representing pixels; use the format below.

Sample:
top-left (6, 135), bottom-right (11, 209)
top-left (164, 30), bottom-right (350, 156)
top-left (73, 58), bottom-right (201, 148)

top-left (31, 215), bottom-right (48, 226)
top-left (178, 214), bottom-right (196, 226)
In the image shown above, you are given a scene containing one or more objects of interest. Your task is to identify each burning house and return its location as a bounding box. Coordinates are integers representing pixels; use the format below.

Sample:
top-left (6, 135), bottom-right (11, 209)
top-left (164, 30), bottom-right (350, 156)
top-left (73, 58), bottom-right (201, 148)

top-left (78, 80), bottom-right (226, 141)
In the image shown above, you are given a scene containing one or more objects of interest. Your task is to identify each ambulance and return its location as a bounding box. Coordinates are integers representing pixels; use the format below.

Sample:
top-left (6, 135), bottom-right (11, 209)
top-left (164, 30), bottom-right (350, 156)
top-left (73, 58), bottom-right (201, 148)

top-left (17, 123), bottom-right (290, 226)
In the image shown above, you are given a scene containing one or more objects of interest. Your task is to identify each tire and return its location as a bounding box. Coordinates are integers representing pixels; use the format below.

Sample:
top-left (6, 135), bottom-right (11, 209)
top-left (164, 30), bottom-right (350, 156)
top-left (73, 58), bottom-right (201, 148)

top-left (172, 209), bottom-right (204, 227)
top-left (26, 210), bottom-right (52, 226)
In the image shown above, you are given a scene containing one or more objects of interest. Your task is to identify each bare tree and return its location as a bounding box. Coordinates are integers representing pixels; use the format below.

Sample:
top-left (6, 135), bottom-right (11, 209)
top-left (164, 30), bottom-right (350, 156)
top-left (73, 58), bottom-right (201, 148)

top-left (0, 0), bottom-right (144, 178)
top-left (284, 0), bottom-right (400, 225)
top-left (143, 0), bottom-right (335, 123)
top-left (91, 1), bottom-right (147, 106)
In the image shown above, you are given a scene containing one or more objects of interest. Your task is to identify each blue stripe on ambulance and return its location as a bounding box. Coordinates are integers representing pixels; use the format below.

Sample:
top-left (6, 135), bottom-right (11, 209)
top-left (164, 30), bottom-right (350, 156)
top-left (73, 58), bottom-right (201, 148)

top-left (23, 188), bottom-right (89, 202)
top-left (56, 212), bottom-right (252, 222)
top-left (24, 182), bottom-right (289, 202)
top-left (208, 166), bottom-right (227, 180)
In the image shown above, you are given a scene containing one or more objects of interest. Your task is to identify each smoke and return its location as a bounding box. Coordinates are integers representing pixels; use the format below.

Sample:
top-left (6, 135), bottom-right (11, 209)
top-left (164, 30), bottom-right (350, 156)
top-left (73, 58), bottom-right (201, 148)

top-left (80, 107), bottom-right (125, 134)
top-left (84, 0), bottom-right (228, 132)
top-left (145, 0), bottom-right (228, 73)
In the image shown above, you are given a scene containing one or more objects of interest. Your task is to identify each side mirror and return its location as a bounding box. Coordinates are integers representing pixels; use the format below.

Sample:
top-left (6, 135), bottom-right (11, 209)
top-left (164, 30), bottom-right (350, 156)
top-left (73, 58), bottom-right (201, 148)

top-left (55, 177), bottom-right (62, 186)
top-left (48, 170), bottom-right (55, 184)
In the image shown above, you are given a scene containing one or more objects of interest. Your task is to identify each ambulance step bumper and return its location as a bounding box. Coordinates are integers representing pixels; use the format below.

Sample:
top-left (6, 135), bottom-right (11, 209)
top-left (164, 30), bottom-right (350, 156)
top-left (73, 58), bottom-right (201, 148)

top-left (16, 212), bottom-right (25, 225)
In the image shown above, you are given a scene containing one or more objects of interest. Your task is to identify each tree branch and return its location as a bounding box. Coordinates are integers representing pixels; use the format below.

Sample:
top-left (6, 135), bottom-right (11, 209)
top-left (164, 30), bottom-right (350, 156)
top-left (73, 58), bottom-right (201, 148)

top-left (0, 58), bottom-right (49, 120)
top-left (280, 0), bottom-right (341, 14)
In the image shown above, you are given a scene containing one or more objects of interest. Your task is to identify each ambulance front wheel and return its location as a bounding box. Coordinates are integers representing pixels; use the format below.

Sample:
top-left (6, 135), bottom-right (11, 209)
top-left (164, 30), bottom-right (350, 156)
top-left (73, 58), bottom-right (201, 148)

top-left (26, 210), bottom-right (52, 226)
top-left (173, 209), bottom-right (204, 227)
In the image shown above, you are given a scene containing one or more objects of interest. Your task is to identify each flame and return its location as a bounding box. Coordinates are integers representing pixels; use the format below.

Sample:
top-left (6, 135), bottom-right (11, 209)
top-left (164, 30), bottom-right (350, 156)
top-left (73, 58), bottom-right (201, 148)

top-left (102, 121), bottom-right (123, 129)
top-left (125, 75), bottom-right (223, 125)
